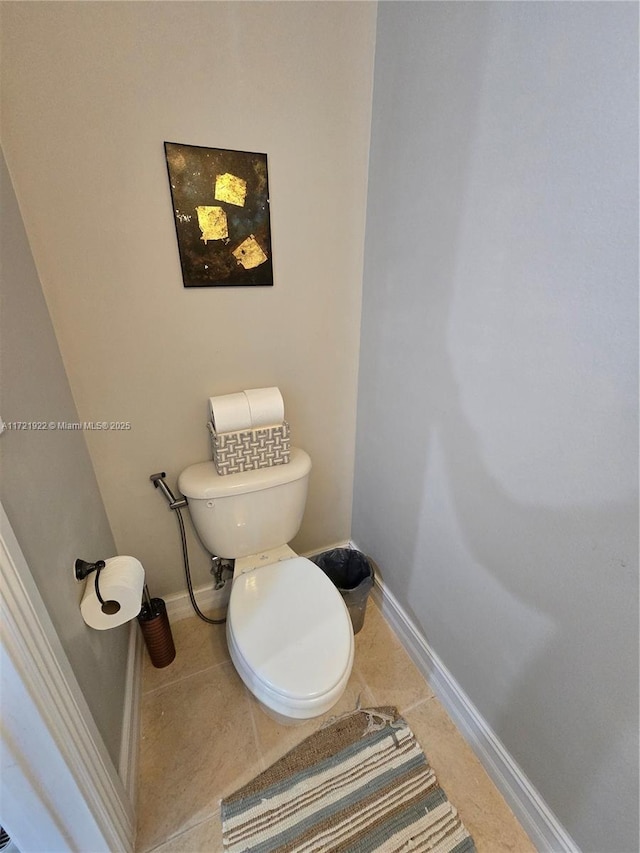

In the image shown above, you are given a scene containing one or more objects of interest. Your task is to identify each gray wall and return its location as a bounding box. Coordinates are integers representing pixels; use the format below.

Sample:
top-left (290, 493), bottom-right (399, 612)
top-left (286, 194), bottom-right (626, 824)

top-left (0, 151), bottom-right (129, 766)
top-left (353, 4), bottom-right (638, 852)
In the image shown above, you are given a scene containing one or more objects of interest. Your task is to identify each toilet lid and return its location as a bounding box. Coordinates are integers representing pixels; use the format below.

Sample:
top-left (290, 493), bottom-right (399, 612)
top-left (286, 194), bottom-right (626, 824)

top-left (228, 557), bottom-right (353, 701)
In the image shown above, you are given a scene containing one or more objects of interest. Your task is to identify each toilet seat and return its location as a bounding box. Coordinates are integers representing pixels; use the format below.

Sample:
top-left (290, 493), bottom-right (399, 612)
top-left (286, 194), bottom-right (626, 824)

top-left (226, 556), bottom-right (354, 719)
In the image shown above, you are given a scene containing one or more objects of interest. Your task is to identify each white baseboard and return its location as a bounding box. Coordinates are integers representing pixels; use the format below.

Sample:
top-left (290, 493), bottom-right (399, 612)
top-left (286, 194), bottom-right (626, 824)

top-left (118, 620), bottom-right (143, 802)
top-left (355, 546), bottom-right (578, 853)
top-left (164, 579), bottom-right (231, 623)
top-left (304, 540), bottom-right (352, 558)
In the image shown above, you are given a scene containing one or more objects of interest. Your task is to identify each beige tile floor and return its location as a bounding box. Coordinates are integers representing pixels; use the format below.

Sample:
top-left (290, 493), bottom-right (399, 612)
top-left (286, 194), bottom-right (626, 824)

top-left (136, 598), bottom-right (536, 853)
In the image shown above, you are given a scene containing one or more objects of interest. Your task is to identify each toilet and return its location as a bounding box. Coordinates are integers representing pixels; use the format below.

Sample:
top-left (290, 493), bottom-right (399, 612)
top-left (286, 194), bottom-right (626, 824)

top-left (177, 448), bottom-right (354, 722)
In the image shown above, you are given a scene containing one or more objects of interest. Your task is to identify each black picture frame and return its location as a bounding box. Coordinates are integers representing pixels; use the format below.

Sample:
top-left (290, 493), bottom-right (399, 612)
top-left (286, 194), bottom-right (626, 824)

top-left (164, 141), bottom-right (273, 288)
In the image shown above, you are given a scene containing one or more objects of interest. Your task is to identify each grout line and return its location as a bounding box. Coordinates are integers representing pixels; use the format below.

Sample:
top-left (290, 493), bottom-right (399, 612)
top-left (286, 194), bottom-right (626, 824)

top-left (141, 657), bottom-right (231, 697)
top-left (400, 694), bottom-right (438, 717)
top-left (142, 810), bottom-right (219, 853)
top-left (352, 660), bottom-right (379, 708)
top-left (243, 684), bottom-right (267, 773)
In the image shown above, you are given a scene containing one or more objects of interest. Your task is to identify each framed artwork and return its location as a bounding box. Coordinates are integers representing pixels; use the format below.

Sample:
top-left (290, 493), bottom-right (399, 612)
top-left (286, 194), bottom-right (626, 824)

top-left (164, 142), bottom-right (273, 287)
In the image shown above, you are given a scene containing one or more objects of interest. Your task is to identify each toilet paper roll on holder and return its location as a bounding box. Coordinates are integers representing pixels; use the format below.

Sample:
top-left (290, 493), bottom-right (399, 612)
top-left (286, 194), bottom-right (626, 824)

top-left (75, 558), bottom-right (121, 615)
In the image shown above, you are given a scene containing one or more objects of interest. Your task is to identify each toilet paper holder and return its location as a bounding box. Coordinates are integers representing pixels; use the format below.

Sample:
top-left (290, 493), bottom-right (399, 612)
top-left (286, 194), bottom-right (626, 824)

top-left (75, 558), bottom-right (120, 615)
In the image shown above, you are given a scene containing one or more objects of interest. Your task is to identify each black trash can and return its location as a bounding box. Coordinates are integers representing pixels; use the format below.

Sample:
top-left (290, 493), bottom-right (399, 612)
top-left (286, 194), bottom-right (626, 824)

top-left (310, 548), bottom-right (374, 634)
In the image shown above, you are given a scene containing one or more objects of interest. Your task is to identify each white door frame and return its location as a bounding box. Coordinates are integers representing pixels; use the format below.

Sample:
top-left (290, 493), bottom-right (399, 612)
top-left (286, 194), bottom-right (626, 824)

top-left (0, 503), bottom-right (134, 852)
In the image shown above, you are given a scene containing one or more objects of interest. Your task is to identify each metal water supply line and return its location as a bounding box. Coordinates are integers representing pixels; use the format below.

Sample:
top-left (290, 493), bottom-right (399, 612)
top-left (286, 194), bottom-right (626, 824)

top-left (150, 472), bottom-right (227, 625)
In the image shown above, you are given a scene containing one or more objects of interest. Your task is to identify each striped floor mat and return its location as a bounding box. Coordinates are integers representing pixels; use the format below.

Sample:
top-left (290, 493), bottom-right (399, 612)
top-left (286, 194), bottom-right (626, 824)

top-left (221, 706), bottom-right (476, 852)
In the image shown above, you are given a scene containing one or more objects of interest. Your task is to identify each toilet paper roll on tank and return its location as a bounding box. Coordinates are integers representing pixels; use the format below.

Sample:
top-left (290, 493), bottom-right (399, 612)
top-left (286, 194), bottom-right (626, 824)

top-left (208, 387), bottom-right (285, 433)
top-left (80, 555), bottom-right (145, 630)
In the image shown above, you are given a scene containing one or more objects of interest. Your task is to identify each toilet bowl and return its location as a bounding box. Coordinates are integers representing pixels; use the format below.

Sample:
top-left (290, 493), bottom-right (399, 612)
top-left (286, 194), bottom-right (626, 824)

top-left (178, 448), bottom-right (354, 722)
top-left (227, 554), bottom-right (354, 721)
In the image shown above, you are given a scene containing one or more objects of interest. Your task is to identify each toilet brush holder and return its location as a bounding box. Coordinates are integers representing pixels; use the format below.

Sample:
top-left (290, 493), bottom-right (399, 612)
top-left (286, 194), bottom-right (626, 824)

top-left (137, 588), bottom-right (176, 668)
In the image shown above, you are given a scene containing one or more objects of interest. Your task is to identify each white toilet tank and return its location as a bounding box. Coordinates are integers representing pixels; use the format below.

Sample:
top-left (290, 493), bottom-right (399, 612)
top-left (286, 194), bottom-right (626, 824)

top-left (178, 448), bottom-right (311, 559)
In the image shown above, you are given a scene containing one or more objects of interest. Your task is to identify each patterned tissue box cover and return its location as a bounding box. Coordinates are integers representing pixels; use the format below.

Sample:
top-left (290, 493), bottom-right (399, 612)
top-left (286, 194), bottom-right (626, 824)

top-left (208, 421), bottom-right (290, 475)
